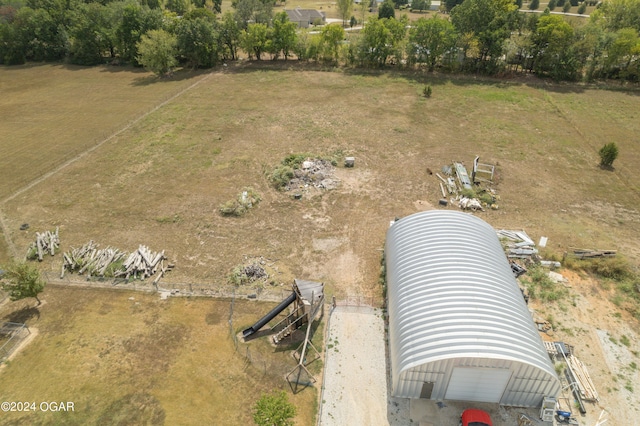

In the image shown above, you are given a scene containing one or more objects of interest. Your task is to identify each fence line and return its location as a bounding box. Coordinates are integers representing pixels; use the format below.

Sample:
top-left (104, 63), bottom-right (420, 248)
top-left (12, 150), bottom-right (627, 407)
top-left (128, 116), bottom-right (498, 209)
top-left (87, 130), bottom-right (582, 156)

top-left (42, 271), bottom-right (286, 302)
top-left (0, 322), bottom-right (30, 363)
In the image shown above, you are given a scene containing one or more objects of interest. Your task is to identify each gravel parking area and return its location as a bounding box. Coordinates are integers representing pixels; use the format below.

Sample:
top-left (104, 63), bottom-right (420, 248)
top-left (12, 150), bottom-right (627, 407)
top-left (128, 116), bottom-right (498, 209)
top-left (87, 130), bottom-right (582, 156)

top-left (318, 305), bottom-right (549, 426)
top-left (319, 305), bottom-right (409, 426)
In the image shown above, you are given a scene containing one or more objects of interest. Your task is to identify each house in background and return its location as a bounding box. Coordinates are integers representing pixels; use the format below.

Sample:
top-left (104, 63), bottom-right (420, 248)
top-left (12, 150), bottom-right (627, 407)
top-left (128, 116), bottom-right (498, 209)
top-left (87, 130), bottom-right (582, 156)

top-left (284, 7), bottom-right (326, 28)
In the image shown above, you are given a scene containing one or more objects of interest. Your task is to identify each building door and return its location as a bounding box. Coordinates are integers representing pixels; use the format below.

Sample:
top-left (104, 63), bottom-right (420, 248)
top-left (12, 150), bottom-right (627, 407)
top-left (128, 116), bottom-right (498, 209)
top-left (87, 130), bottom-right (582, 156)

top-left (419, 382), bottom-right (434, 399)
top-left (444, 367), bottom-right (511, 403)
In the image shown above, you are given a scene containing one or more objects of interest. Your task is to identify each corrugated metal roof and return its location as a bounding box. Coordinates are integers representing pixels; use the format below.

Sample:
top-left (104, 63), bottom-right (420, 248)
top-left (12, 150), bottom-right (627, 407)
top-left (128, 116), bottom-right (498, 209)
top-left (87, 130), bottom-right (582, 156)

top-left (385, 210), bottom-right (559, 398)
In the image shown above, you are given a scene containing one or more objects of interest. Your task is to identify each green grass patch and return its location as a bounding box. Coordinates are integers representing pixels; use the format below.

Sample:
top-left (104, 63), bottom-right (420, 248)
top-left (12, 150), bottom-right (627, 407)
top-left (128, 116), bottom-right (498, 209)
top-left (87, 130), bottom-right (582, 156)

top-left (523, 266), bottom-right (569, 303)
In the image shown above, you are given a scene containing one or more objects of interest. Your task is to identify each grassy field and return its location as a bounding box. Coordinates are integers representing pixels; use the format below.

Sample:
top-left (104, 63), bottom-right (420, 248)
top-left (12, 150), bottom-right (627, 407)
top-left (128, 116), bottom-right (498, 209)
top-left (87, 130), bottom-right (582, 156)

top-left (1, 63), bottom-right (639, 424)
top-left (0, 286), bottom-right (318, 425)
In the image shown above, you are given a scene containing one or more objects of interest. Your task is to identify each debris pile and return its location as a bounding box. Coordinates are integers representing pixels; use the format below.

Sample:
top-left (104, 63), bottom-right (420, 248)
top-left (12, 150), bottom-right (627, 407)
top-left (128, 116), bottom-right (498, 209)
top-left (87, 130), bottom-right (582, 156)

top-left (285, 159), bottom-right (339, 191)
top-left (545, 341), bottom-right (599, 402)
top-left (497, 229), bottom-right (539, 260)
top-left (26, 227), bottom-right (60, 261)
top-left (62, 241), bottom-right (171, 282)
top-left (434, 157), bottom-right (499, 211)
top-left (229, 256), bottom-right (278, 287)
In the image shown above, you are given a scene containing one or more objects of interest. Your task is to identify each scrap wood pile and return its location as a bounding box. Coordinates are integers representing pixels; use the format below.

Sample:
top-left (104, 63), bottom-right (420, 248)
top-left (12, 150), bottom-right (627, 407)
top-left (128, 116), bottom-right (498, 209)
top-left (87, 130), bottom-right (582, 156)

top-left (497, 229), bottom-right (539, 260)
top-left (544, 341), bottom-right (599, 402)
top-left (568, 248), bottom-right (617, 259)
top-left (62, 241), bottom-right (172, 282)
top-left (26, 227), bottom-right (60, 261)
top-left (566, 355), bottom-right (599, 402)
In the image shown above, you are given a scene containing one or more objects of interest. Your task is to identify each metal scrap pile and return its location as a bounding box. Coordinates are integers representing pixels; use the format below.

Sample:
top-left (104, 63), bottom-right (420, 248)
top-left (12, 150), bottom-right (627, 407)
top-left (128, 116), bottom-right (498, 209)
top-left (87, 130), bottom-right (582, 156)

top-left (435, 157), bottom-right (498, 211)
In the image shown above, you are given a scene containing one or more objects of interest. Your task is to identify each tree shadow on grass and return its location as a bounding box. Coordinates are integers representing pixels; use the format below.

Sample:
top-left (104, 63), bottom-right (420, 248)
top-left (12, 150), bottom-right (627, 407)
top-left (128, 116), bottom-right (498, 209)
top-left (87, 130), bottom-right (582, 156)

top-left (2, 306), bottom-right (40, 324)
top-left (130, 68), bottom-right (211, 86)
top-left (599, 164), bottom-right (616, 172)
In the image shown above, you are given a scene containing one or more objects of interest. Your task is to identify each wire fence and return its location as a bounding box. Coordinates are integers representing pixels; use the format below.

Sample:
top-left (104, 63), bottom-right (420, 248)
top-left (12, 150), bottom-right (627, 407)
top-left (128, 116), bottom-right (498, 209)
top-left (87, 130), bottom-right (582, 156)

top-left (42, 271), bottom-right (287, 302)
top-left (0, 322), bottom-right (30, 363)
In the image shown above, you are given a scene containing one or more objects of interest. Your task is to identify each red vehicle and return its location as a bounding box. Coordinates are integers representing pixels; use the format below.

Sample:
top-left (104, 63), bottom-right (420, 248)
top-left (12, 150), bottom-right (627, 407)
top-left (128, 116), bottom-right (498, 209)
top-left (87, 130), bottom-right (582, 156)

top-left (460, 408), bottom-right (493, 426)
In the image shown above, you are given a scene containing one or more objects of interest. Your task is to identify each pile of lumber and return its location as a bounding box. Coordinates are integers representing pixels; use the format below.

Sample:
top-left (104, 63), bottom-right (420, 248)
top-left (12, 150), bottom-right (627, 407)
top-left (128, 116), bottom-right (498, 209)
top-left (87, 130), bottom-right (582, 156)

top-left (567, 355), bottom-right (599, 402)
top-left (114, 245), bottom-right (170, 282)
top-left (570, 248), bottom-right (617, 259)
top-left (62, 241), bottom-right (127, 278)
top-left (27, 227), bottom-right (60, 261)
top-left (497, 229), bottom-right (538, 259)
top-left (62, 242), bottom-right (171, 282)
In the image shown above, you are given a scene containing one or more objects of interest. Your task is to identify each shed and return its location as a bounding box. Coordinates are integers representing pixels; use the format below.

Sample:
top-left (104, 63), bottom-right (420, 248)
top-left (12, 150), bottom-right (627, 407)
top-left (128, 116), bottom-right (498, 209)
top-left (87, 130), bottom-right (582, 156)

top-left (385, 210), bottom-right (560, 407)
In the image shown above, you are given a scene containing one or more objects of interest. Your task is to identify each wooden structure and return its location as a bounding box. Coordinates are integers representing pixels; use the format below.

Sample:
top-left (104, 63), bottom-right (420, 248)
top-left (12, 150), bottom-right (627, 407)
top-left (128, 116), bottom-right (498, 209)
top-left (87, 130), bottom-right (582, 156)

top-left (273, 279), bottom-right (324, 392)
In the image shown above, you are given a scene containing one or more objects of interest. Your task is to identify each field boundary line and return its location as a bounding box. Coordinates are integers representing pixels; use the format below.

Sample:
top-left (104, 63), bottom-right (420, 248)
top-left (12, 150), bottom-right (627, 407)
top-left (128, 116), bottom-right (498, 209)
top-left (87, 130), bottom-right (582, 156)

top-left (0, 70), bottom-right (216, 261)
top-left (1, 70), bottom-right (215, 205)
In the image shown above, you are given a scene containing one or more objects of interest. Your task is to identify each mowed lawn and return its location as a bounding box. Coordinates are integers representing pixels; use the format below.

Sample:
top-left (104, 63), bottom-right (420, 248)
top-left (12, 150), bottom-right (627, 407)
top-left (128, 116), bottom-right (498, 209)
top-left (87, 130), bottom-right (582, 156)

top-left (0, 286), bottom-right (317, 425)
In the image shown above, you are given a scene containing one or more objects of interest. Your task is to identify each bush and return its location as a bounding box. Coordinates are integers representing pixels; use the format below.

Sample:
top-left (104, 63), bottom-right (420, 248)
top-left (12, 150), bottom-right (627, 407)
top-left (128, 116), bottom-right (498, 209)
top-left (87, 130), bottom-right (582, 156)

top-left (548, 0), bottom-right (557, 10)
top-left (563, 2), bottom-right (571, 11)
top-left (599, 142), bottom-right (619, 167)
top-left (529, 0), bottom-right (540, 10)
top-left (253, 391), bottom-right (296, 426)
top-left (270, 165), bottom-right (295, 190)
top-left (219, 188), bottom-right (261, 216)
top-left (577, 2), bottom-right (586, 13)
top-left (423, 85), bottom-right (432, 97)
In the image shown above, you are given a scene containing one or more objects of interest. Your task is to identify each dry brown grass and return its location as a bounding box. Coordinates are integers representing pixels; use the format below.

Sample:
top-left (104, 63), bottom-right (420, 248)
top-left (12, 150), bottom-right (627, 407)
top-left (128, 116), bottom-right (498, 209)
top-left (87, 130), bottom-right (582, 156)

top-left (1, 62), bottom-right (640, 424)
top-left (0, 286), bottom-right (317, 425)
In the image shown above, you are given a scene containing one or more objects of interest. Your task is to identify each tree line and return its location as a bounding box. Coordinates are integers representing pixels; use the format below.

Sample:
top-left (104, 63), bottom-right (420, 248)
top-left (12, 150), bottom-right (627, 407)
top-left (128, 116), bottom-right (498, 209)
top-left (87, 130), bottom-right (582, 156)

top-left (0, 0), bottom-right (638, 82)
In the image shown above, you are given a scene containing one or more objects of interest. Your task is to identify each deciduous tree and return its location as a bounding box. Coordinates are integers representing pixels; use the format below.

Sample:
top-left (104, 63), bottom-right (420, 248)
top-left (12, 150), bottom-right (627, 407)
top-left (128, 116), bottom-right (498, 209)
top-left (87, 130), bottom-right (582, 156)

top-left (0, 261), bottom-right (45, 306)
top-left (175, 16), bottom-right (220, 68)
top-left (378, 0), bottom-right (395, 19)
top-left (450, 0), bottom-right (518, 66)
top-left (337, 0), bottom-right (353, 27)
top-left (320, 23), bottom-right (345, 62)
top-left (136, 29), bottom-right (177, 76)
top-left (407, 16), bottom-right (457, 70)
top-left (240, 22), bottom-right (268, 59)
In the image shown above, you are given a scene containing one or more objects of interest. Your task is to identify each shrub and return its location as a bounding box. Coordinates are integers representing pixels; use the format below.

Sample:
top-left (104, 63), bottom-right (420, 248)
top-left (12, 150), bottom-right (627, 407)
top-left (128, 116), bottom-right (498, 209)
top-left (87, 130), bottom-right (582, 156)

top-left (460, 187), bottom-right (477, 198)
top-left (548, 0), bottom-right (557, 10)
top-left (253, 391), bottom-right (296, 426)
top-left (524, 266), bottom-right (569, 302)
top-left (577, 2), bottom-right (586, 13)
top-left (423, 85), bottom-right (432, 98)
top-left (529, 0), bottom-right (540, 10)
top-left (599, 142), bottom-right (619, 167)
top-left (563, 2), bottom-right (571, 11)
top-left (270, 165), bottom-right (295, 190)
top-left (219, 188), bottom-right (262, 216)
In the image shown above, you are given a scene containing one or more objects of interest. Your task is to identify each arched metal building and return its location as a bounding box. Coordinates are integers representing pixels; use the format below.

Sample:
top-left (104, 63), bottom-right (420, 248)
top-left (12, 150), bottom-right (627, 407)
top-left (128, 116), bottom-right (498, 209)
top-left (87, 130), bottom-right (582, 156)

top-left (385, 210), bottom-right (560, 407)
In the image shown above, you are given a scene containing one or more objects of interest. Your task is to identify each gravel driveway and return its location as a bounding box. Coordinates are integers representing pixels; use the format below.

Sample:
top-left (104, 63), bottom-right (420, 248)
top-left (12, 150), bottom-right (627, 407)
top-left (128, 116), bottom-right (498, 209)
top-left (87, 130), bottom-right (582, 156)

top-left (318, 305), bottom-right (410, 426)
